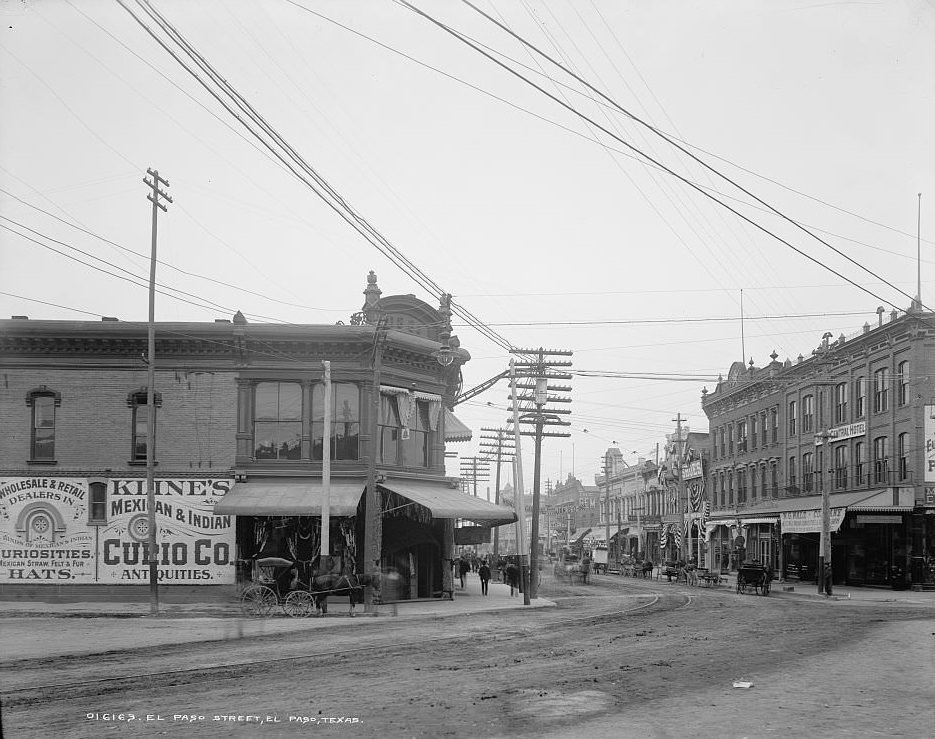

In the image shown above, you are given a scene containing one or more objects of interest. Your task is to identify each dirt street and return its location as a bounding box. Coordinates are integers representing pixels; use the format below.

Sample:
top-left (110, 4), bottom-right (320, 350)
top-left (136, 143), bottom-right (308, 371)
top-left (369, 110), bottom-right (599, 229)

top-left (2, 575), bottom-right (933, 739)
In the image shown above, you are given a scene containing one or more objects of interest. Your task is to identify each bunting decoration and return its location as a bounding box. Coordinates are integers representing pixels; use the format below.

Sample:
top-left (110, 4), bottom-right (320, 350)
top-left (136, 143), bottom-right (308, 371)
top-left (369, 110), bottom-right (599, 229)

top-left (698, 500), bottom-right (710, 536)
top-left (673, 521), bottom-right (682, 553)
top-left (659, 524), bottom-right (669, 549)
top-left (688, 480), bottom-right (703, 512)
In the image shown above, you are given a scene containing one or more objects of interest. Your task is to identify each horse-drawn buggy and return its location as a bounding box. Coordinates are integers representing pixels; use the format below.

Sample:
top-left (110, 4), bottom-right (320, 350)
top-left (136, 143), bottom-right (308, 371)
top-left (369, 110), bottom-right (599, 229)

top-left (736, 562), bottom-right (774, 596)
top-left (618, 556), bottom-right (654, 578)
top-left (240, 555), bottom-right (377, 617)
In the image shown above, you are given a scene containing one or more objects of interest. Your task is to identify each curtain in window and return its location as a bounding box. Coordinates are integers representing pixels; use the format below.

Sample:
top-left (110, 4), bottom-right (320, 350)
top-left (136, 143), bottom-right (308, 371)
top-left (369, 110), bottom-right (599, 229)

top-left (413, 392), bottom-right (442, 431)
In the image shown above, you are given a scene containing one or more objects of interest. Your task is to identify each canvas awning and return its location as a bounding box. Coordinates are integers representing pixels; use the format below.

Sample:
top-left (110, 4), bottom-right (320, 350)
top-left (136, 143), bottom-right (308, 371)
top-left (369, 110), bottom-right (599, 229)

top-left (214, 479), bottom-right (365, 517)
top-left (379, 480), bottom-right (516, 525)
top-left (444, 409), bottom-right (473, 442)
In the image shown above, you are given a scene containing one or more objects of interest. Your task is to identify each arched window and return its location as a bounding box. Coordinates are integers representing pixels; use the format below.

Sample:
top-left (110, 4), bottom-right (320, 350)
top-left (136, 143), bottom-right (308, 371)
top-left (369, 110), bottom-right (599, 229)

top-left (26, 387), bottom-right (61, 462)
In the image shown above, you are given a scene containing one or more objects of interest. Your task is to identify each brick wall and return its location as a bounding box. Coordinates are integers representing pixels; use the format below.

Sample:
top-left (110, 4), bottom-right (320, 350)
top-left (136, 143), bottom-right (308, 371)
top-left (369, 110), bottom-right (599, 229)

top-left (1, 367), bottom-right (237, 474)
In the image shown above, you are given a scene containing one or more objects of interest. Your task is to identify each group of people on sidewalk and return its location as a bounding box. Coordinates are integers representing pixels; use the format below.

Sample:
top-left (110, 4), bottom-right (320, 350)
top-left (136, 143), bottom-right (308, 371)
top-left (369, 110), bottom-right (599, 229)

top-left (455, 555), bottom-right (521, 596)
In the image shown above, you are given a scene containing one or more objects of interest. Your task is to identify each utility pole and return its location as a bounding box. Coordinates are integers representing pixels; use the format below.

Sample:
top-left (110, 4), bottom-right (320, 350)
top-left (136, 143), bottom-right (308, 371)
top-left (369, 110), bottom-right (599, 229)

top-left (479, 428), bottom-right (515, 570)
top-left (143, 168), bottom-right (171, 617)
top-left (674, 413), bottom-right (687, 562)
top-left (511, 348), bottom-right (573, 599)
top-left (364, 320), bottom-right (386, 613)
top-left (508, 359), bottom-right (530, 606)
top-left (459, 456), bottom-right (490, 498)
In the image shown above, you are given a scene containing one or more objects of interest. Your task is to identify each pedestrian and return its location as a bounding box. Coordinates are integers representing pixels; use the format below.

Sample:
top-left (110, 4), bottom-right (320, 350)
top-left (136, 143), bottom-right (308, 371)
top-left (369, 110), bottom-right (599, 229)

top-left (479, 560), bottom-right (491, 595)
top-left (505, 560), bottom-right (520, 596)
top-left (458, 557), bottom-right (470, 589)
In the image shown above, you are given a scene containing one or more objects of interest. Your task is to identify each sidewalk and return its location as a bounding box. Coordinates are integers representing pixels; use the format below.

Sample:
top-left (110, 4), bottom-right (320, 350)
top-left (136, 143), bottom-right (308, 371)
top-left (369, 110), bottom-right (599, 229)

top-left (698, 571), bottom-right (935, 605)
top-left (0, 573), bottom-right (552, 661)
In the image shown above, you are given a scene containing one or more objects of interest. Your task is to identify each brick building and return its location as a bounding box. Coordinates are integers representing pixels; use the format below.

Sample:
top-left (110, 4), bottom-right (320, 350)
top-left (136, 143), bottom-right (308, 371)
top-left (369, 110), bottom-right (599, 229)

top-left (0, 273), bottom-right (514, 600)
top-left (703, 305), bottom-right (935, 589)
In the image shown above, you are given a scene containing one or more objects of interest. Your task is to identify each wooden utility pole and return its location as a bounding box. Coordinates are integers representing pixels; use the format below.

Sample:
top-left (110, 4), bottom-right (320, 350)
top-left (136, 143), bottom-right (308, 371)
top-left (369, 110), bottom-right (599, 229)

top-left (321, 361), bottom-right (332, 558)
top-left (511, 348), bottom-right (573, 599)
top-left (364, 322), bottom-right (386, 612)
top-left (479, 428), bottom-right (514, 568)
top-left (673, 413), bottom-right (687, 561)
top-left (143, 168), bottom-right (171, 617)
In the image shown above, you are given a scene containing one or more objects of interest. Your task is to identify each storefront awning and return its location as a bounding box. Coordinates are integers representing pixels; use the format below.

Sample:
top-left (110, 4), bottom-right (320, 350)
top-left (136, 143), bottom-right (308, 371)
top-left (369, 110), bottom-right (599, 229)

top-left (214, 479), bottom-right (365, 517)
top-left (741, 517), bottom-right (780, 526)
top-left (379, 480), bottom-right (516, 525)
top-left (444, 409), bottom-right (473, 442)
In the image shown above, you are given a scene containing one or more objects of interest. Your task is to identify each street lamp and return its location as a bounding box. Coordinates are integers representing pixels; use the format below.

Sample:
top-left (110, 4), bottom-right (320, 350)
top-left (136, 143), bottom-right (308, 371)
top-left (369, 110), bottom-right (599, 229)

top-left (817, 430), bottom-right (832, 596)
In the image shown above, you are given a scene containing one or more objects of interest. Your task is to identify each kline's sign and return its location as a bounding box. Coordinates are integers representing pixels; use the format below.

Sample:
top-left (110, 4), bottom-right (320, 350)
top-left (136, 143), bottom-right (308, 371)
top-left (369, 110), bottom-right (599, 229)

top-left (0, 477), bottom-right (234, 585)
top-left (99, 478), bottom-right (235, 584)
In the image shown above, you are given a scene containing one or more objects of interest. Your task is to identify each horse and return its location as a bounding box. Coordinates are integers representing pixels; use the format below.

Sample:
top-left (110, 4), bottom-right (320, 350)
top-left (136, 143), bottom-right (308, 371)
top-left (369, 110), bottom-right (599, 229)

top-left (304, 556), bottom-right (379, 617)
top-left (640, 560), bottom-right (654, 579)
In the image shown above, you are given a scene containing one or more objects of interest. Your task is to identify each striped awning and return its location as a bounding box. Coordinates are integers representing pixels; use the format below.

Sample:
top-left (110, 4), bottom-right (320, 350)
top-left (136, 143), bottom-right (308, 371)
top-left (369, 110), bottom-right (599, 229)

top-left (444, 409), bottom-right (473, 442)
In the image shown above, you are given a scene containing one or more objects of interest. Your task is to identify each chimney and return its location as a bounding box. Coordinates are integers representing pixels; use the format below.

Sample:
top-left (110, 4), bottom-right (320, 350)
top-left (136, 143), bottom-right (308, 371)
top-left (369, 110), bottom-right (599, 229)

top-left (11, 315), bottom-right (28, 320)
top-left (877, 306), bottom-right (885, 327)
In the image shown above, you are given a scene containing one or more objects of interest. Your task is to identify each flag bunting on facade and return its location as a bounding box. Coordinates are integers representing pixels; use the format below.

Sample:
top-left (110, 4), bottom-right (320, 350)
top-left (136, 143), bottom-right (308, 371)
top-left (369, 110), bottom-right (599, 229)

top-left (688, 480), bottom-right (703, 512)
top-left (673, 522), bottom-right (682, 552)
top-left (698, 500), bottom-right (710, 534)
top-left (659, 524), bottom-right (669, 549)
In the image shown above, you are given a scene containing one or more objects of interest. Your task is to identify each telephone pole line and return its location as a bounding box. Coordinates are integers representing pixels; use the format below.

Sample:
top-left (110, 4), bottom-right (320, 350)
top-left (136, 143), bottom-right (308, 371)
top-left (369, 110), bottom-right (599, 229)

top-left (459, 456), bottom-right (490, 498)
top-left (143, 168), bottom-right (171, 617)
top-left (479, 428), bottom-right (515, 567)
top-left (510, 348), bottom-right (573, 599)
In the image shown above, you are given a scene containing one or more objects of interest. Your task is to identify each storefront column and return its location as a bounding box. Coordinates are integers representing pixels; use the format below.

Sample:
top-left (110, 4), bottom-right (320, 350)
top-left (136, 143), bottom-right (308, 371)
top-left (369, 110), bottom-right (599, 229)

top-left (441, 519), bottom-right (454, 595)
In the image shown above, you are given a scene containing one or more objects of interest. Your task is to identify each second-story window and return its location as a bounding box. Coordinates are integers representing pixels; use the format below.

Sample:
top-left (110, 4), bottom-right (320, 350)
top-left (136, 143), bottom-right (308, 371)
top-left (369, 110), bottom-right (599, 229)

top-left (719, 427), bottom-right (725, 457)
top-left (834, 382), bottom-right (848, 424)
top-left (873, 368), bottom-right (889, 413)
top-left (737, 421), bottom-right (747, 453)
top-left (761, 412), bottom-right (768, 447)
top-left (312, 383), bottom-right (360, 461)
top-left (771, 408), bottom-right (778, 443)
top-left (254, 382), bottom-right (302, 460)
top-left (27, 389), bottom-right (59, 462)
top-left (802, 452), bottom-right (814, 493)
top-left (788, 400), bottom-right (797, 437)
top-left (770, 462), bottom-right (778, 497)
top-left (379, 393), bottom-right (402, 465)
top-left (750, 416), bottom-right (758, 450)
top-left (898, 432), bottom-right (909, 481)
top-left (833, 444), bottom-right (848, 489)
top-left (873, 436), bottom-right (889, 484)
top-left (897, 361), bottom-right (909, 406)
top-left (750, 466), bottom-right (757, 500)
top-left (855, 441), bottom-right (864, 484)
top-left (727, 425), bottom-right (733, 455)
top-left (802, 395), bottom-right (814, 433)
top-left (788, 456), bottom-right (797, 491)
top-left (129, 389), bottom-right (161, 462)
top-left (727, 471), bottom-right (734, 507)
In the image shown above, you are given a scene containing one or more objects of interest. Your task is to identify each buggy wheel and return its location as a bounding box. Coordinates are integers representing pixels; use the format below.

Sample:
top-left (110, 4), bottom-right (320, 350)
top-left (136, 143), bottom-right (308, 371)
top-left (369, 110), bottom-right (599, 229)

top-left (283, 590), bottom-right (315, 617)
top-left (240, 585), bottom-right (276, 616)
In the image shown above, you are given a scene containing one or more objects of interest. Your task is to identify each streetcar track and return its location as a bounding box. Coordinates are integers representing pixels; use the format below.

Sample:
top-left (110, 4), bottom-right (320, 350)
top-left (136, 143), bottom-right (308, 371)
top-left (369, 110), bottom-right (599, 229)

top-left (1, 592), bottom-right (686, 705)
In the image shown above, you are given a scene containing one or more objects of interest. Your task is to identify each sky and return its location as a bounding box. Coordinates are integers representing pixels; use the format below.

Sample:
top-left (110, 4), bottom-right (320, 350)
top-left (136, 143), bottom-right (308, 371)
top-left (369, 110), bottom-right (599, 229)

top-left (1, 0), bottom-right (934, 493)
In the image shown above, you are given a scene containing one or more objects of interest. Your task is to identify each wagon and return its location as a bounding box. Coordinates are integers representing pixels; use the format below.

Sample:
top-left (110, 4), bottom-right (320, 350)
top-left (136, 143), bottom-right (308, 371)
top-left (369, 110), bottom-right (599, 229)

top-left (736, 563), bottom-right (773, 596)
top-left (239, 557), bottom-right (316, 617)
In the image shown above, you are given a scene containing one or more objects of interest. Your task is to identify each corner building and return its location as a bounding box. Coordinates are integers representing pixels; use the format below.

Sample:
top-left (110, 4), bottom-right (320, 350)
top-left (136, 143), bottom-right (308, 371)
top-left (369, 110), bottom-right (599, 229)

top-left (0, 272), bottom-right (514, 600)
top-left (702, 306), bottom-right (935, 589)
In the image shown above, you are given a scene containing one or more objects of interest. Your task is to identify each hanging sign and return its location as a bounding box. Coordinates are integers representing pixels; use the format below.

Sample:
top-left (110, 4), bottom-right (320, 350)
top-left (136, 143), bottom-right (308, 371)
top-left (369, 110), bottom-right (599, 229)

top-left (779, 508), bottom-right (846, 534)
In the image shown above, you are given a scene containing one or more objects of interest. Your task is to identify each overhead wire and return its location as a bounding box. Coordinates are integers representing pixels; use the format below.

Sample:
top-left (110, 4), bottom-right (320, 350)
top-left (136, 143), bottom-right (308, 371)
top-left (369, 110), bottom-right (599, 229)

top-left (448, 0), bottom-right (932, 315)
top-left (117, 0), bottom-right (518, 356)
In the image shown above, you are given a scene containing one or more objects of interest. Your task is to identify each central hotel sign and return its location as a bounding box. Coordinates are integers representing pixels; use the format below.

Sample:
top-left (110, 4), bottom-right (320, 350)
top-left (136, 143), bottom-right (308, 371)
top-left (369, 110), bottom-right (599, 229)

top-left (814, 421), bottom-right (866, 446)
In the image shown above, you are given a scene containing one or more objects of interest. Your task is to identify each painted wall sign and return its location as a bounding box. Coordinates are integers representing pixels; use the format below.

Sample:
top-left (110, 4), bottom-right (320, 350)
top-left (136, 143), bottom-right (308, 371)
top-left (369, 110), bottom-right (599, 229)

top-left (0, 477), bottom-right (94, 583)
top-left (779, 508), bottom-right (846, 534)
top-left (99, 478), bottom-right (235, 585)
top-left (0, 477), bottom-right (234, 585)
